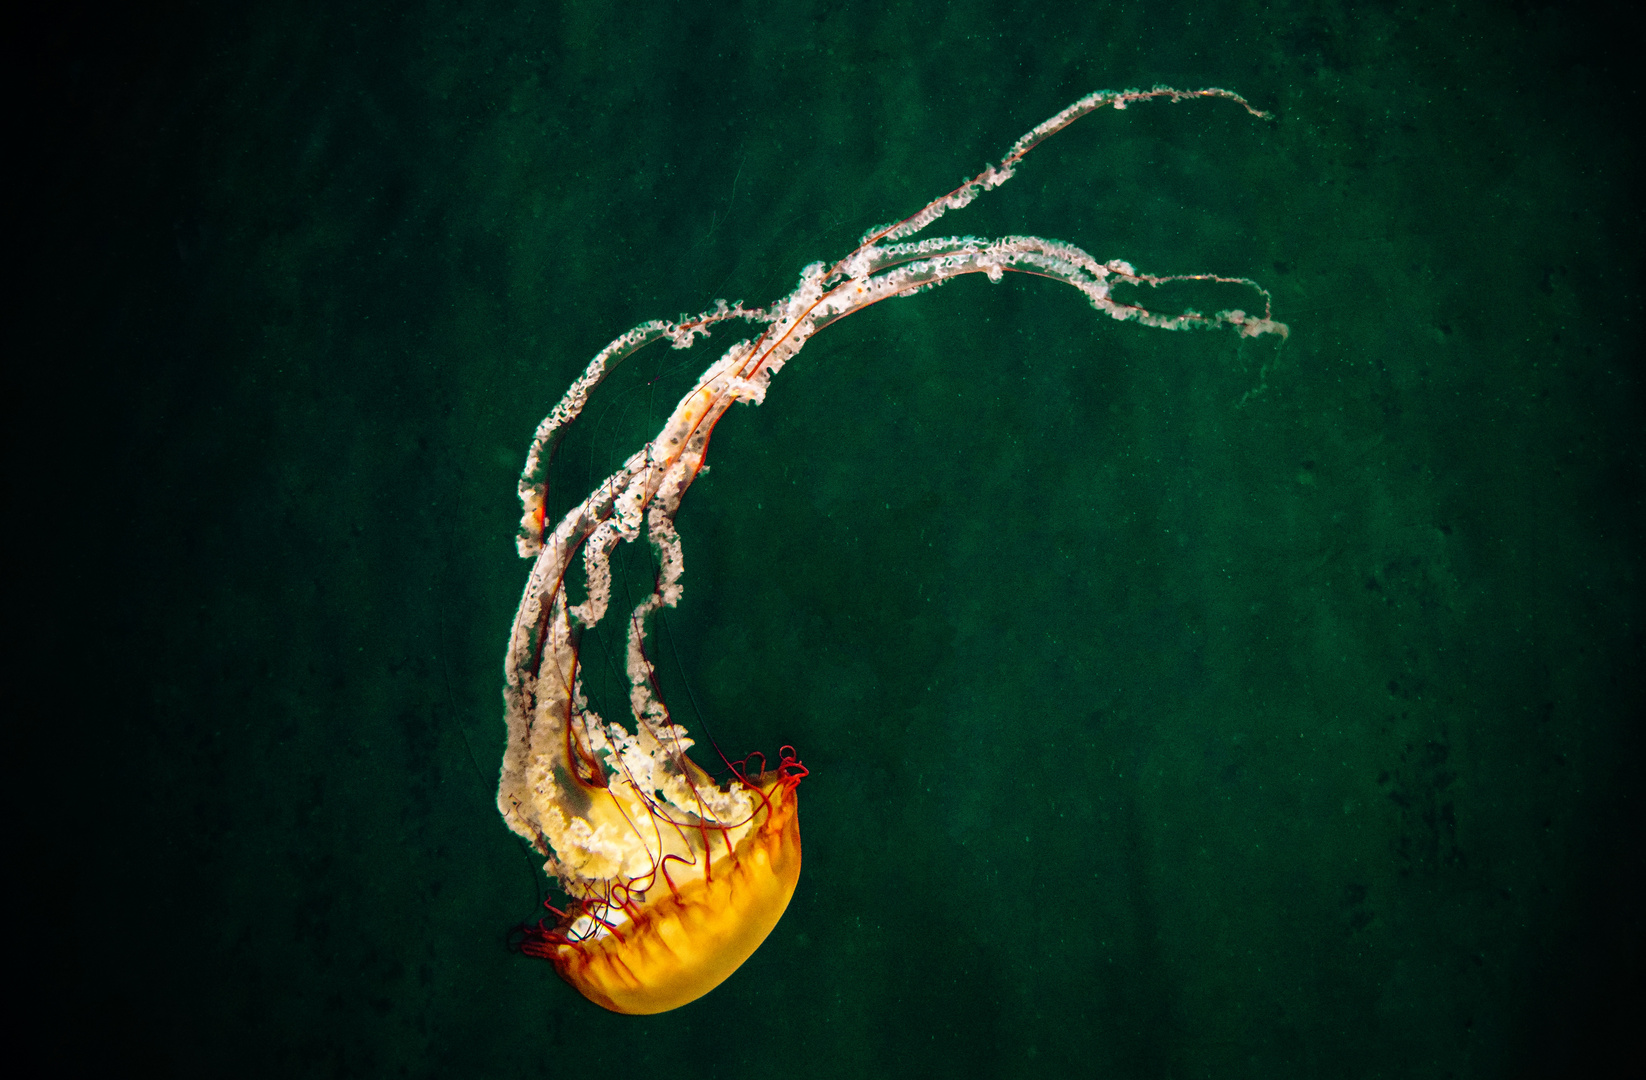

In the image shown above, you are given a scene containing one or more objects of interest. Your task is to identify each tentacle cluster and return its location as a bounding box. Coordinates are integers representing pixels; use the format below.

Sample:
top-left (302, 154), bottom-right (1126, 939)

top-left (499, 87), bottom-right (1286, 998)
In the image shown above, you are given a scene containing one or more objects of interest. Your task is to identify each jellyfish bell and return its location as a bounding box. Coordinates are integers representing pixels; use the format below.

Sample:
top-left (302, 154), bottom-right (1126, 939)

top-left (501, 85), bottom-right (1285, 1015)
top-left (516, 753), bottom-right (806, 1015)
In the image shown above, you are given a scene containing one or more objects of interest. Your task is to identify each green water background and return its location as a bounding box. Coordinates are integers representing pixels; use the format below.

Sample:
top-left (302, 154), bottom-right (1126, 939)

top-left (32, 0), bottom-right (1640, 1075)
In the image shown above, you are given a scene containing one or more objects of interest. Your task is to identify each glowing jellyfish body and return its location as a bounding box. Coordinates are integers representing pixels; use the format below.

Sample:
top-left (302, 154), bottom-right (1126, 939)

top-left (499, 86), bottom-right (1286, 1014)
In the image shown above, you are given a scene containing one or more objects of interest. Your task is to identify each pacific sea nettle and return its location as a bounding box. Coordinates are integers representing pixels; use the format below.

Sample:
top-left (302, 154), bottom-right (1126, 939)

top-left (499, 86), bottom-right (1288, 1014)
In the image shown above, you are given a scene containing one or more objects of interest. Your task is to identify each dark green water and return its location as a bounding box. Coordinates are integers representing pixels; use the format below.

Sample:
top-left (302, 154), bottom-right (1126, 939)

top-left (34, 1), bottom-right (1640, 1075)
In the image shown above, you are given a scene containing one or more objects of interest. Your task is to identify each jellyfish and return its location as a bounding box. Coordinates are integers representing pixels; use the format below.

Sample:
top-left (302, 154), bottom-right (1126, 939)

top-left (499, 85), bottom-right (1287, 1014)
